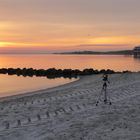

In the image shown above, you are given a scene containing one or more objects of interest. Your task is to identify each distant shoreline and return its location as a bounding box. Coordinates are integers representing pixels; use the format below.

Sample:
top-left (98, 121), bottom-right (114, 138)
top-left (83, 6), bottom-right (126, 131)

top-left (54, 50), bottom-right (133, 55)
top-left (0, 49), bottom-right (134, 55)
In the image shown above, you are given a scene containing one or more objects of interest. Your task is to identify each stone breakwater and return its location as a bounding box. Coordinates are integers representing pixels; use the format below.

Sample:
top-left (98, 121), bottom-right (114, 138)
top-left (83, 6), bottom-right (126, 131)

top-left (0, 67), bottom-right (131, 79)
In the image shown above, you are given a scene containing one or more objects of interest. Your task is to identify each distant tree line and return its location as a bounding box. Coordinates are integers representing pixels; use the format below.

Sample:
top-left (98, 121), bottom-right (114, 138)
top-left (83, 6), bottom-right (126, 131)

top-left (0, 68), bottom-right (131, 79)
top-left (54, 50), bottom-right (133, 55)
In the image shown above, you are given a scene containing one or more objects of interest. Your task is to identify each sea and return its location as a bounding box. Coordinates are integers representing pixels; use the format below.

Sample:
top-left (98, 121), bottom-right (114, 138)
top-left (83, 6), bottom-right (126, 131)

top-left (0, 54), bottom-right (140, 98)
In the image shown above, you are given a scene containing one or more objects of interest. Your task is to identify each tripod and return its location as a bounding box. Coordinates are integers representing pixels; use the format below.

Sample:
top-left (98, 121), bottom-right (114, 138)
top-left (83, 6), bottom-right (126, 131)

top-left (96, 82), bottom-right (112, 106)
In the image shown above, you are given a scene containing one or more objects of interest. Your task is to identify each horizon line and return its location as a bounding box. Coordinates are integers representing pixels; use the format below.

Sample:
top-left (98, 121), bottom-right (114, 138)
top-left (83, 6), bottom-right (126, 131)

top-left (0, 49), bottom-right (134, 54)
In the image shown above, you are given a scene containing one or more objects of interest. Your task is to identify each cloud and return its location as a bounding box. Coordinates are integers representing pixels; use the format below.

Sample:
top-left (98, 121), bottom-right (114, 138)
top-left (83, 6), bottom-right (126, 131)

top-left (0, 0), bottom-right (140, 51)
top-left (77, 44), bottom-right (131, 47)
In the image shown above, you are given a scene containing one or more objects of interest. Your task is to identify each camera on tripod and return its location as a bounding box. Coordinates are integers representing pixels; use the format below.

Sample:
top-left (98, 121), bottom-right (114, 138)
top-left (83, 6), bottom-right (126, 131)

top-left (96, 73), bottom-right (112, 106)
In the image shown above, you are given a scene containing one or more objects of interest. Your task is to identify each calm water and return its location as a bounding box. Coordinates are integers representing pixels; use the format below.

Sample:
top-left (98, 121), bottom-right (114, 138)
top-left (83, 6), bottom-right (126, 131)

top-left (0, 54), bottom-right (140, 98)
top-left (0, 54), bottom-right (140, 71)
top-left (0, 74), bottom-right (76, 98)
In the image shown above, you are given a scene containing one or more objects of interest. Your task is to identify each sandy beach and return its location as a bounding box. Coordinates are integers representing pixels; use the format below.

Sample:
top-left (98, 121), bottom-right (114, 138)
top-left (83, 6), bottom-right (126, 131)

top-left (0, 73), bottom-right (140, 140)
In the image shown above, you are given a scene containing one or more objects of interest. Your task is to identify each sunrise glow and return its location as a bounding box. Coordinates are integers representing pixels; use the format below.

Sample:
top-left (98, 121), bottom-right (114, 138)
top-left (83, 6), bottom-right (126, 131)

top-left (0, 0), bottom-right (140, 52)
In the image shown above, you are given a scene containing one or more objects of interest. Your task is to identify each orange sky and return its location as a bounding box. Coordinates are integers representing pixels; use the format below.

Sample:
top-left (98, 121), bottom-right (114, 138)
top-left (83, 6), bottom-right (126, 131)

top-left (0, 0), bottom-right (140, 52)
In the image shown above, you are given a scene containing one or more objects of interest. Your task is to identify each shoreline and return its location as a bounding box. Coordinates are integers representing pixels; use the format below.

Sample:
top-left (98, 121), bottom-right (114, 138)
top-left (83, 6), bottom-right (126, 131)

top-left (0, 72), bottom-right (137, 102)
top-left (0, 72), bottom-right (140, 139)
top-left (0, 76), bottom-right (81, 102)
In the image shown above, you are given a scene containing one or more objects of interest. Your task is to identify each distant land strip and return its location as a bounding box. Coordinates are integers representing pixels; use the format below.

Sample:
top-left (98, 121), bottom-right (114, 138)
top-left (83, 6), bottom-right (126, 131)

top-left (54, 50), bottom-right (133, 55)
top-left (0, 68), bottom-right (134, 79)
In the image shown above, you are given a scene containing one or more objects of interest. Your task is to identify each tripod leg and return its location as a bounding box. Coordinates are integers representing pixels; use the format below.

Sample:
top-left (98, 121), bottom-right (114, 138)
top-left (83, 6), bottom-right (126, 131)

top-left (107, 90), bottom-right (112, 105)
top-left (96, 88), bottom-right (104, 106)
top-left (104, 86), bottom-right (112, 105)
top-left (104, 87), bottom-right (108, 104)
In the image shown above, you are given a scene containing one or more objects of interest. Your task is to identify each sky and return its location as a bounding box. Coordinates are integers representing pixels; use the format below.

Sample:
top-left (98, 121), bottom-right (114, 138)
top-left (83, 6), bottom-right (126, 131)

top-left (0, 0), bottom-right (140, 52)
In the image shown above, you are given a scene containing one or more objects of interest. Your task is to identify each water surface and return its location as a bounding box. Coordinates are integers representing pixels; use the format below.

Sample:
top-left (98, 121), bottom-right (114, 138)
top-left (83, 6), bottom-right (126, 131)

top-left (0, 54), bottom-right (140, 71)
top-left (0, 54), bottom-right (140, 98)
top-left (0, 74), bottom-right (76, 98)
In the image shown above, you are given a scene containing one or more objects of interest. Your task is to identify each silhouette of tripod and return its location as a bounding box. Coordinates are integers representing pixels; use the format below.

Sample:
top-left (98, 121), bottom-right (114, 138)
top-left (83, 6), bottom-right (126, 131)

top-left (96, 82), bottom-right (112, 106)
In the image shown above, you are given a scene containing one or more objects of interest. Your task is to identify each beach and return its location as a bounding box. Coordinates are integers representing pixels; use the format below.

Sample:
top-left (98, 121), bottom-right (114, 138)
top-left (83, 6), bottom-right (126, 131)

top-left (0, 73), bottom-right (140, 140)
